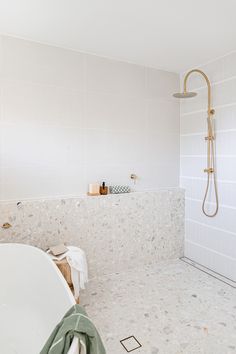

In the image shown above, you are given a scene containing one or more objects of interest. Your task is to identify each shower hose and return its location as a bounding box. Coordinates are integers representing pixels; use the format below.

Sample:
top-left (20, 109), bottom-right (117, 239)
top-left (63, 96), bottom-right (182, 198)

top-left (202, 116), bottom-right (219, 217)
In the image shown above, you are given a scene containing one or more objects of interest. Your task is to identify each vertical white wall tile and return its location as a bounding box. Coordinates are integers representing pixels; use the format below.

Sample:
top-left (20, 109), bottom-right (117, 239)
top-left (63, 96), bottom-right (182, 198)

top-left (223, 51), bottom-right (236, 80)
top-left (146, 68), bottom-right (179, 99)
top-left (86, 54), bottom-right (146, 97)
top-left (1, 81), bottom-right (85, 127)
top-left (85, 92), bottom-right (146, 131)
top-left (147, 99), bottom-right (179, 134)
top-left (2, 36), bottom-right (86, 89)
top-left (0, 35), bottom-right (3, 77)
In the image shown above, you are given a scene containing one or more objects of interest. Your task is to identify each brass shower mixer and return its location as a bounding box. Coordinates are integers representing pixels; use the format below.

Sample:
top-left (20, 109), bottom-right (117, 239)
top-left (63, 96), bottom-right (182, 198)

top-left (204, 168), bottom-right (214, 174)
top-left (173, 69), bottom-right (219, 217)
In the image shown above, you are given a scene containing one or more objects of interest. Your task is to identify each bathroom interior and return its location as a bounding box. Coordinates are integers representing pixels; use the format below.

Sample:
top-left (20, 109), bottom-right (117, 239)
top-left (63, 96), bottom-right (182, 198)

top-left (0, 1), bottom-right (236, 353)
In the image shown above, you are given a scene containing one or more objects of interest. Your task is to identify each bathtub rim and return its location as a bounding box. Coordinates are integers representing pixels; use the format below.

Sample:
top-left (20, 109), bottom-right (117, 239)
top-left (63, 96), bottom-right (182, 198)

top-left (0, 242), bottom-right (76, 304)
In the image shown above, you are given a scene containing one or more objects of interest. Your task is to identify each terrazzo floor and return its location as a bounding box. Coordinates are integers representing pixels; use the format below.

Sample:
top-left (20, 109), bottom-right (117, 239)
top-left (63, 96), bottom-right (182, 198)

top-left (80, 259), bottom-right (236, 354)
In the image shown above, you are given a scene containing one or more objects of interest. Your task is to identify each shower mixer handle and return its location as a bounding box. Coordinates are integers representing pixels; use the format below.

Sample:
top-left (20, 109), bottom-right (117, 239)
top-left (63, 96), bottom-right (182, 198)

top-left (204, 168), bottom-right (214, 173)
top-left (209, 109), bottom-right (215, 115)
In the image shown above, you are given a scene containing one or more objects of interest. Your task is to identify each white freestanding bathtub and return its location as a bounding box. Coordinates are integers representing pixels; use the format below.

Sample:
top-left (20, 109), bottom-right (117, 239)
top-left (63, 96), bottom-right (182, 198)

top-left (0, 243), bottom-right (79, 354)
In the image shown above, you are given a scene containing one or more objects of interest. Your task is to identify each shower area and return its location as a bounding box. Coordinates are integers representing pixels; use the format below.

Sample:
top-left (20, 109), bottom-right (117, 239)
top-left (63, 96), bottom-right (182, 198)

top-left (180, 57), bottom-right (236, 283)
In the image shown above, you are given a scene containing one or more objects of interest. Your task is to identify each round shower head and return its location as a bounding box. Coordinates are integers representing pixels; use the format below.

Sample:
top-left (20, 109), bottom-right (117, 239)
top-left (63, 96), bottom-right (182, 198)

top-left (173, 91), bottom-right (197, 98)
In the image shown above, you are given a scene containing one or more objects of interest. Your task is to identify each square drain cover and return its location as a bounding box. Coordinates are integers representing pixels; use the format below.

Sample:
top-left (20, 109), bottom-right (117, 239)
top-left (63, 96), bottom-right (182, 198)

top-left (120, 336), bottom-right (142, 352)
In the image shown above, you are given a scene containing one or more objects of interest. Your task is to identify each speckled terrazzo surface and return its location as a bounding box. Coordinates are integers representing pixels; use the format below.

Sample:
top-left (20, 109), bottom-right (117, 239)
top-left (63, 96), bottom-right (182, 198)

top-left (80, 259), bottom-right (236, 354)
top-left (0, 189), bottom-right (184, 277)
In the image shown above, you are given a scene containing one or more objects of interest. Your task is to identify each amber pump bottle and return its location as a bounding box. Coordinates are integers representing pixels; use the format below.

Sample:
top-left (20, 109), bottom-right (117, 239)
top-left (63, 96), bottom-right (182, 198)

top-left (100, 182), bottom-right (108, 195)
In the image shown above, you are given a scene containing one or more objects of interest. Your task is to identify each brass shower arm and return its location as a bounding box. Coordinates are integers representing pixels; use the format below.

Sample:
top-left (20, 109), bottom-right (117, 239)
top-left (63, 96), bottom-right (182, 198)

top-left (183, 69), bottom-right (214, 116)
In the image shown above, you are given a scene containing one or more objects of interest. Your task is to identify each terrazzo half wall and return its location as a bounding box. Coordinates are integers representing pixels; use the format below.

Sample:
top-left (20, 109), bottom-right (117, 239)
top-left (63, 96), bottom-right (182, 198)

top-left (0, 189), bottom-right (184, 277)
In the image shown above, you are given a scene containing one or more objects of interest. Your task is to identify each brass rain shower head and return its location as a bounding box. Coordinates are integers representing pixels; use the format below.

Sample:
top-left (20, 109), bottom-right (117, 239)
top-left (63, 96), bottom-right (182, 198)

top-left (173, 91), bottom-right (197, 98)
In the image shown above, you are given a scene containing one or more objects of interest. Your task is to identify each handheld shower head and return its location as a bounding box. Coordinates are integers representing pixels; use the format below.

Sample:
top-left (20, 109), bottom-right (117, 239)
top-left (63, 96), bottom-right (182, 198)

top-left (173, 91), bottom-right (197, 98)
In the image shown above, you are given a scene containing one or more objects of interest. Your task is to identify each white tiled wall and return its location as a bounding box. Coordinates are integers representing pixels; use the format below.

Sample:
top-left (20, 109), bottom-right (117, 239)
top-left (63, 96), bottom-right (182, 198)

top-left (0, 35), bottom-right (180, 201)
top-left (180, 51), bottom-right (236, 281)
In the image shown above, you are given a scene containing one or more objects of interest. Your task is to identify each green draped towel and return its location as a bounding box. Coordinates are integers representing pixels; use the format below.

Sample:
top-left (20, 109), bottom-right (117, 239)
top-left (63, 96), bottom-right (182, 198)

top-left (40, 304), bottom-right (106, 354)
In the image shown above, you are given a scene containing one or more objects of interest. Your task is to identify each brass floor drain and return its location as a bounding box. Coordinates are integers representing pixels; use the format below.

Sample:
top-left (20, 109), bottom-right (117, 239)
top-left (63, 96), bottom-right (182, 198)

top-left (120, 336), bottom-right (142, 352)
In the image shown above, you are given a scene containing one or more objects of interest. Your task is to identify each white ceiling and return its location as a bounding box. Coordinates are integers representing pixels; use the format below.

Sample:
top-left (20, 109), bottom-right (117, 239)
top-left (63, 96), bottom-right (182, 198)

top-left (0, 0), bottom-right (236, 73)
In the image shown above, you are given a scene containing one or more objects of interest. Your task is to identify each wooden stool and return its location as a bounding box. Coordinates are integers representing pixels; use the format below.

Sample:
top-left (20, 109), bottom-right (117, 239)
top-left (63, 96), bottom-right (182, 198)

top-left (54, 258), bottom-right (80, 304)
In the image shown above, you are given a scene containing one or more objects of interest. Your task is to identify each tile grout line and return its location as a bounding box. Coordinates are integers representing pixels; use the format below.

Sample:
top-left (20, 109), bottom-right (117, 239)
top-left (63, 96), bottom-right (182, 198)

top-left (185, 197), bottom-right (236, 211)
top-left (181, 128), bottom-right (236, 136)
top-left (180, 102), bottom-right (236, 116)
top-left (180, 175), bottom-right (236, 184)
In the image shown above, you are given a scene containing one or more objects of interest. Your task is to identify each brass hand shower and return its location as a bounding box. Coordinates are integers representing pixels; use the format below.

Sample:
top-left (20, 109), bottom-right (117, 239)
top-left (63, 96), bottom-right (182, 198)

top-left (173, 69), bottom-right (219, 217)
